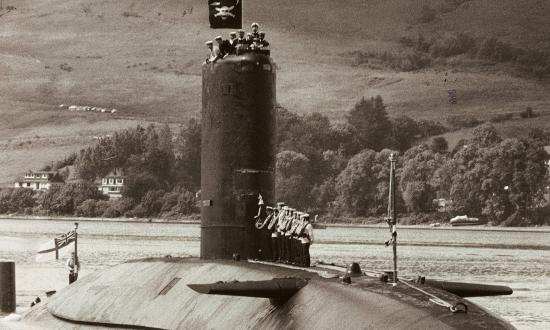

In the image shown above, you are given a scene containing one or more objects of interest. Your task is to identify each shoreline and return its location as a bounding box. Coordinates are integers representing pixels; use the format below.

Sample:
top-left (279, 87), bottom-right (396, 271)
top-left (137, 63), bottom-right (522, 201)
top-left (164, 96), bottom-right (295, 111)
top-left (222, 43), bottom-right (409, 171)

top-left (0, 214), bottom-right (200, 224)
top-left (2, 214), bottom-right (550, 232)
top-left (321, 223), bottom-right (550, 232)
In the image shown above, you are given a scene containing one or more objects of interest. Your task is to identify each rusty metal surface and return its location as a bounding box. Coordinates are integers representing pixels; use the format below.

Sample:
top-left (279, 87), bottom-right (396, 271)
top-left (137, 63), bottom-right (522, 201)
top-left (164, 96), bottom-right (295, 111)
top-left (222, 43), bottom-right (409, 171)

top-left (33, 258), bottom-right (514, 330)
top-left (200, 53), bottom-right (276, 260)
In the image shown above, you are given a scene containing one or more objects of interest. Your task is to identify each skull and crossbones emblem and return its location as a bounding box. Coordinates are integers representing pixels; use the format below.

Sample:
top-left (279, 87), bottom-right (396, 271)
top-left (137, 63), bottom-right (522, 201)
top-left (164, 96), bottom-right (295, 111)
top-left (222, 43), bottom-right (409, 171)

top-left (210, 1), bottom-right (239, 20)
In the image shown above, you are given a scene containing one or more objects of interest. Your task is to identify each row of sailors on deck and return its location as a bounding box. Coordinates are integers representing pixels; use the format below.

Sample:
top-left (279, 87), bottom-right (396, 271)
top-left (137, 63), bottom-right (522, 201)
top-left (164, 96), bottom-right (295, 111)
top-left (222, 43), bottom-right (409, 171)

top-left (255, 197), bottom-right (314, 267)
top-left (205, 22), bottom-right (270, 63)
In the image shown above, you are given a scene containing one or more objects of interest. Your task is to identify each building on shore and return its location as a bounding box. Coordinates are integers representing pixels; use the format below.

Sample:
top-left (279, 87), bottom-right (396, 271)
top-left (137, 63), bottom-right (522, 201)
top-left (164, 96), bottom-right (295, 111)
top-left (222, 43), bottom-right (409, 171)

top-left (97, 168), bottom-right (125, 199)
top-left (13, 170), bottom-right (64, 191)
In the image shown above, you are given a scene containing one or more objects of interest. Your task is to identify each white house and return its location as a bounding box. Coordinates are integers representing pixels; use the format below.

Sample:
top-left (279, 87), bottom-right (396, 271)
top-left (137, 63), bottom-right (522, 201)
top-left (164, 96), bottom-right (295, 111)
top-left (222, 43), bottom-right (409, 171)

top-left (98, 168), bottom-right (125, 199)
top-left (14, 171), bottom-right (63, 191)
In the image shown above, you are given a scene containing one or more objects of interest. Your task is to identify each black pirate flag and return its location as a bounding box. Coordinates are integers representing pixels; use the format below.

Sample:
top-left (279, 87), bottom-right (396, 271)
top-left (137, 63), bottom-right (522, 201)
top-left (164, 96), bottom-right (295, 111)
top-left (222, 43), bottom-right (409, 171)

top-left (208, 0), bottom-right (242, 29)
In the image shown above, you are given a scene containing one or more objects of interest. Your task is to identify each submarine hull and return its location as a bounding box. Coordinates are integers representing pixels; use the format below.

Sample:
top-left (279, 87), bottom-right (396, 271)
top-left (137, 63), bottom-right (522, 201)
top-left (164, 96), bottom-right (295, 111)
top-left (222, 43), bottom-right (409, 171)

top-left (21, 258), bottom-right (514, 330)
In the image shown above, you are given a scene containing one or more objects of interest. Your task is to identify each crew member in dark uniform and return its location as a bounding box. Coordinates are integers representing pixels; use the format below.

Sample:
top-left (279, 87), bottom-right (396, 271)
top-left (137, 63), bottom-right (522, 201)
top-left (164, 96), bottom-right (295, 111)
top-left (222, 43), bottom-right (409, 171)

top-left (251, 22), bottom-right (260, 39)
top-left (228, 31), bottom-right (238, 53)
top-left (236, 29), bottom-right (246, 44)
top-left (258, 31), bottom-right (269, 48)
top-left (215, 36), bottom-right (231, 58)
top-left (270, 202), bottom-right (285, 262)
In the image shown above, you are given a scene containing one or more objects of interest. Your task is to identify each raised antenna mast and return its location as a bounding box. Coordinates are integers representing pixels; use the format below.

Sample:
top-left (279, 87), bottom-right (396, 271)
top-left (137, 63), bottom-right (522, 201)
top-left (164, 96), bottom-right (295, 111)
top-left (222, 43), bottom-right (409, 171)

top-left (385, 153), bottom-right (398, 285)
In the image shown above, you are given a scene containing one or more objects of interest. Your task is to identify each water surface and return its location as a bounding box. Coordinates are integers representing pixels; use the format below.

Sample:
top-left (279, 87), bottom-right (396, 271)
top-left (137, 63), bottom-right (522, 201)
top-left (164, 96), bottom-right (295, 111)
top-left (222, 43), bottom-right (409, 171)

top-left (0, 218), bottom-right (548, 329)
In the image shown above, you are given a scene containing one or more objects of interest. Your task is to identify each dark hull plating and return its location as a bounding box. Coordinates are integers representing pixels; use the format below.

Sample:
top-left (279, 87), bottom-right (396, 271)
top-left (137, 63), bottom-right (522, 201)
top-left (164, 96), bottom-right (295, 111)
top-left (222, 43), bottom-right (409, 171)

top-left (22, 258), bottom-right (514, 329)
top-left (201, 53), bottom-right (276, 260)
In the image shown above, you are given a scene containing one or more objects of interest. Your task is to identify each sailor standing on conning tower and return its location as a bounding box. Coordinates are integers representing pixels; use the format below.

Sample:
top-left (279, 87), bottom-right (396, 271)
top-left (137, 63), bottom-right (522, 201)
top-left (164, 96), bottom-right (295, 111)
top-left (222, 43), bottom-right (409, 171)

top-left (204, 40), bottom-right (221, 63)
top-left (250, 22), bottom-right (260, 40)
top-left (228, 32), bottom-right (238, 54)
top-left (215, 36), bottom-right (231, 58)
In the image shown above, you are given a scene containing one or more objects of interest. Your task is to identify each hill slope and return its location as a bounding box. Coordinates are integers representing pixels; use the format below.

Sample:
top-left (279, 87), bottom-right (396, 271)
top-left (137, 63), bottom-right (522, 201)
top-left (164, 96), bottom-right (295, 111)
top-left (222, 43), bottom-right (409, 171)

top-left (1, 0), bottom-right (549, 184)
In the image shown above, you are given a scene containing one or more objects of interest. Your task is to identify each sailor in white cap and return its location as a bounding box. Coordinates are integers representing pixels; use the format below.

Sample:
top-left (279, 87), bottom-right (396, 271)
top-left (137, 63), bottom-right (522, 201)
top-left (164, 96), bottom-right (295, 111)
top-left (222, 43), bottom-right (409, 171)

top-left (257, 31), bottom-right (269, 49)
top-left (244, 32), bottom-right (254, 47)
top-left (237, 29), bottom-right (246, 44)
top-left (291, 211), bottom-right (303, 264)
top-left (204, 40), bottom-right (220, 64)
top-left (301, 213), bottom-right (314, 267)
top-left (215, 35), bottom-right (231, 58)
top-left (284, 208), bottom-right (295, 263)
top-left (276, 204), bottom-right (287, 261)
top-left (268, 202), bottom-right (283, 261)
top-left (251, 22), bottom-right (260, 39)
top-left (228, 31), bottom-right (238, 53)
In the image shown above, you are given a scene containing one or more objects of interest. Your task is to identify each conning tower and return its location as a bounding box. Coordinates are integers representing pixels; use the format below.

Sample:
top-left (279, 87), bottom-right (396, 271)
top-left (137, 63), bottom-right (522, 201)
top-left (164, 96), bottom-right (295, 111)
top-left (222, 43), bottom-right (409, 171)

top-left (200, 51), bottom-right (276, 260)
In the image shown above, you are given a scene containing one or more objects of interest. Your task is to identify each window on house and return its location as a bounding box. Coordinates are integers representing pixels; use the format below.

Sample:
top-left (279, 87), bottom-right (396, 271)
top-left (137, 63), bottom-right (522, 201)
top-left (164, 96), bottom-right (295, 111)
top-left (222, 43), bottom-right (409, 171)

top-left (26, 183), bottom-right (31, 187)
top-left (42, 174), bottom-right (48, 178)
top-left (108, 178), bottom-right (114, 184)
top-left (116, 179), bottom-right (123, 184)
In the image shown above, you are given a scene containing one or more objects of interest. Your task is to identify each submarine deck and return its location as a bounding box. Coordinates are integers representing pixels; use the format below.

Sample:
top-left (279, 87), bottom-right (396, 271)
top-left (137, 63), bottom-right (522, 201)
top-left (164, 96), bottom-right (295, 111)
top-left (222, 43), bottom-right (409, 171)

top-left (22, 257), bottom-right (514, 329)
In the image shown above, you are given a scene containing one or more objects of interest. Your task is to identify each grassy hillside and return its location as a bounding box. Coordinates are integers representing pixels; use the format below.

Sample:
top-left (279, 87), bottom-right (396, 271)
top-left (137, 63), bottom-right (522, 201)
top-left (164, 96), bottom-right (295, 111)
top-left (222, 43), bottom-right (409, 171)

top-left (1, 0), bottom-right (549, 184)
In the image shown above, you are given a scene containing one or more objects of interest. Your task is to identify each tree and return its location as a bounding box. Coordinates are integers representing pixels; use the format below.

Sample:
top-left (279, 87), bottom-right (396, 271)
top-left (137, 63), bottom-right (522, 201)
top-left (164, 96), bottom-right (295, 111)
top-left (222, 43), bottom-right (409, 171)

top-left (346, 96), bottom-right (391, 153)
top-left (388, 115), bottom-right (420, 152)
top-left (430, 137), bottom-right (449, 153)
top-left (472, 123), bottom-right (501, 147)
top-left (444, 131), bottom-right (548, 224)
top-left (400, 144), bottom-right (447, 212)
top-left (157, 124), bottom-right (173, 154)
top-left (275, 151), bottom-right (311, 209)
top-left (276, 151), bottom-right (310, 178)
top-left (0, 188), bottom-right (35, 214)
top-left (174, 118), bottom-right (201, 191)
top-left (334, 149), bottom-right (397, 216)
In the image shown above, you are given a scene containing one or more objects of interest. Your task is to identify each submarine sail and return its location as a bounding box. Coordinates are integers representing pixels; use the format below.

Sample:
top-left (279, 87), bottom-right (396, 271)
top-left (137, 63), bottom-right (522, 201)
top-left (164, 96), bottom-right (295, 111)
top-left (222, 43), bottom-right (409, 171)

top-left (201, 51), bottom-right (276, 260)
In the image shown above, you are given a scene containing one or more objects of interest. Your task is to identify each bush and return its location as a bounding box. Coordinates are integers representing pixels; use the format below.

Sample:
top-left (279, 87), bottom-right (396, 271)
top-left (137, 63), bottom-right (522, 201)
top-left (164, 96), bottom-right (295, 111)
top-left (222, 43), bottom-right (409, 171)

top-left (431, 32), bottom-right (477, 58)
top-left (431, 137), bottom-right (449, 153)
top-left (419, 5), bottom-right (437, 23)
top-left (102, 207), bottom-right (121, 218)
top-left (401, 53), bottom-right (431, 71)
top-left (489, 113), bottom-right (514, 123)
top-left (417, 120), bottom-right (448, 137)
top-left (75, 199), bottom-right (99, 217)
top-left (122, 12), bottom-right (141, 18)
top-left (446, 116), bottom-right (483, 129)
top-left (519, 107), bottom-right (537, 119)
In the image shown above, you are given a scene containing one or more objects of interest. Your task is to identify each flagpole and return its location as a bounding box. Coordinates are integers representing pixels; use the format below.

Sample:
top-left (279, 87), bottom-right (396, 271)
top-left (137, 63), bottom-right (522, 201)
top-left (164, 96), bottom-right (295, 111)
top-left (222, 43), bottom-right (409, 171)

top-left (74, 222), bottom-right (79, 260)
top-left (389, 153), bottom-right (397, 285)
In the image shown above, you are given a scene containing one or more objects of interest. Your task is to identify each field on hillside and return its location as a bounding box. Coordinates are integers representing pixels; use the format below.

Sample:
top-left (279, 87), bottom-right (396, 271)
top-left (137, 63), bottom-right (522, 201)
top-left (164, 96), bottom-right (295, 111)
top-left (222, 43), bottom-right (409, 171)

top-left (1, 0), bottom-right (549, 184)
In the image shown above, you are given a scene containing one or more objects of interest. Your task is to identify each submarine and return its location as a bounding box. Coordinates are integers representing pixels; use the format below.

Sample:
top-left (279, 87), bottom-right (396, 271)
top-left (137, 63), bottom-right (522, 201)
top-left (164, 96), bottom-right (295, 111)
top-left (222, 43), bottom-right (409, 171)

top-left (19, 48), bottom-right (516, 329)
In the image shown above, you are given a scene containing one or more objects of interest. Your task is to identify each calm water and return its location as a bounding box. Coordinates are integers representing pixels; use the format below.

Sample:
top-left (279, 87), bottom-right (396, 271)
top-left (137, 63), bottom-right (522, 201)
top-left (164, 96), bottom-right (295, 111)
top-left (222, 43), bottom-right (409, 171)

top-left (0, 218), bottom-right (549, 329)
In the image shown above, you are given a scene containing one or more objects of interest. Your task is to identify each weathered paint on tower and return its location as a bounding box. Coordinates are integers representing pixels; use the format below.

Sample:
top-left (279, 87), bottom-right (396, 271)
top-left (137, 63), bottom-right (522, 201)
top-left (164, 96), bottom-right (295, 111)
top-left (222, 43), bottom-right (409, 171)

top-left (200, 52), bottom-right (276, 260)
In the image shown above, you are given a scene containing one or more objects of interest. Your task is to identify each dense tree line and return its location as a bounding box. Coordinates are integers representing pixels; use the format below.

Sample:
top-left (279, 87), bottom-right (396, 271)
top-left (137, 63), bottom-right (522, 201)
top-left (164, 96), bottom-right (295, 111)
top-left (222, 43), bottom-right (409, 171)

top-left (0, 120), bottom-right (201, 218)
top-left (1, 96), bottom-right (549, 225)
top-left (274, 99), bottom-right (549, 226)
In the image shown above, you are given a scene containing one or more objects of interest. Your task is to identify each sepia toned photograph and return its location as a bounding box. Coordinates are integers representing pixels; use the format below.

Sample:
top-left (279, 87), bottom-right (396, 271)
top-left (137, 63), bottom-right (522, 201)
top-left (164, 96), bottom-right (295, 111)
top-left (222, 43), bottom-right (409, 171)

top-left (1, 0), bottom-right (549, 329)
